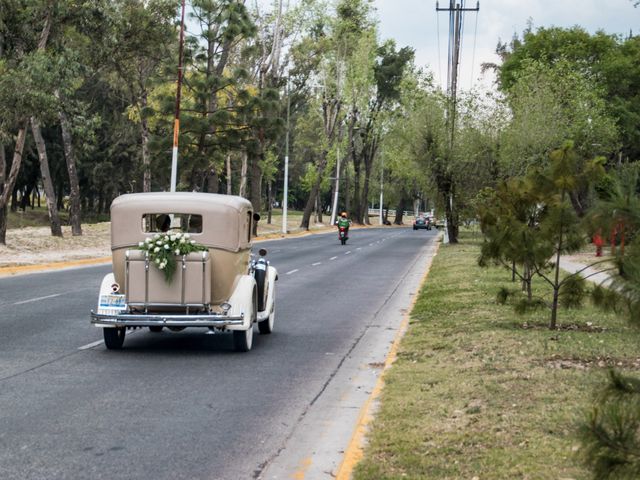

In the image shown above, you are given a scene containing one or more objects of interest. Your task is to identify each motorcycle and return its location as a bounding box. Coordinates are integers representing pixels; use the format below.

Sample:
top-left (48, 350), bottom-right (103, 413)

top-left (338, 226), bottom-right (349, 245)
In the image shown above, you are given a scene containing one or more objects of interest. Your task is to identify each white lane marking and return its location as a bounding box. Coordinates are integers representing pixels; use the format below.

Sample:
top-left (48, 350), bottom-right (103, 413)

top-left (79, 328), bottom-right (139, 350)
top-left (330, 256), bottom-right (338, 261)
top-left (78, 339), bottom-right (104, 350)
top-left (344, 251), bottom-right (351, 255)
top-left (14, 293), bottom-right (61, 305)
top-left (286, 269), bottom-right (299, 275)
top-left (312, 262), bottom-right (322, 266)
top-left (369, 243), bottom-right (374, 246)
top-left (356, 247), bottom-right (362, 250)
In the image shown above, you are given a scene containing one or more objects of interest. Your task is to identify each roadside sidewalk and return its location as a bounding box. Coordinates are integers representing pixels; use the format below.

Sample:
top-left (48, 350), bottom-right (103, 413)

top-left (559, 256), bottom-right (616, 287)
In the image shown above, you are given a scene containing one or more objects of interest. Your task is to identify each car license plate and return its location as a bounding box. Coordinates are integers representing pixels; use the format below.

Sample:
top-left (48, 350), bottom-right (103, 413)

top-left (98, 294), bottom-right (127, 314)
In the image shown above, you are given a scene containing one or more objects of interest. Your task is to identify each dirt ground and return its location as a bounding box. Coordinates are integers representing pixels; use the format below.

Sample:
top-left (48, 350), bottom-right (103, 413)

top-left (0, 218), bottom-right (335, 268)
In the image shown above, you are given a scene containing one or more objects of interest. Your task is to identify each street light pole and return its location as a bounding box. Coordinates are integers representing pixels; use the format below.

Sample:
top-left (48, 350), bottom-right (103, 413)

top-left (282, 78), bottom-right (290, 234)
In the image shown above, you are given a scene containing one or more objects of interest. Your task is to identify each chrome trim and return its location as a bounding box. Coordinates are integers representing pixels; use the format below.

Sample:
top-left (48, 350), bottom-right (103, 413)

top-left (144, 252), bottom-right (150, 311)
top-left (90, 311), bottom-right (244, 328)
top-left (180, 255), bottom-right (186, 305)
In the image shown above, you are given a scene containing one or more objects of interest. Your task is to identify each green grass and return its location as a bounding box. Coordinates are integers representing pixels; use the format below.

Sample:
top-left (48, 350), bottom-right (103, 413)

top-left (354, 233), bottom-right (638, 480)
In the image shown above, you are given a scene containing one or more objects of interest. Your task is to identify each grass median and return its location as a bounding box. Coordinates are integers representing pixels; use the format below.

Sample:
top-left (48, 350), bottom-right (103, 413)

top-left (354, 233), bottom-right (638, 480)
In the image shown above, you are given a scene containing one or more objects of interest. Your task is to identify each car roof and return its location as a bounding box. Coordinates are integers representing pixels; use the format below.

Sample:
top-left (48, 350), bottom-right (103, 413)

top-left (110, 192), bottom-right (254, 252)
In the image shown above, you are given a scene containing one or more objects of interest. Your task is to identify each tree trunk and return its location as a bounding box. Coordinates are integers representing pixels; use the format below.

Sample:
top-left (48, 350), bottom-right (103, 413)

top-left (300, 153), bottom-right (329, 230)
top-left (0, 142), bottom-right (6, 245)
top-left (249, 152), bottom-right (262, 236)
top-left (0, 124), bottom-right (28, 245)
top-left (267, 181), bottom-right (272, 224)
top-left (549, 190), bottom-right (566, 330)
top-left (239, 150), bottom-right (248, 198)
top-left (394, 197), bottom-right (405, 225)
top-left (350, 121), bottom-right (362, 224)
top-left (226, 153), bottom-right (232, 195)
top-left (31, 117), bottom-right (63, 237)
top-left (444, 191), bottom-right (458, 244)
top-left (58, 104), bottom-right (82, 235)
top-left (249, 153), bottom-right (262, 211)
top-left (141, 94), bottom-right (151, 192)
top-left (207, 168), bottom-right (219, 194)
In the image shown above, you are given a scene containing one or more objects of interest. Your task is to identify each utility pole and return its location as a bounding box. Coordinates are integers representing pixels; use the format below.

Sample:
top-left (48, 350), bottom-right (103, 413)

top-left (435, 1), bottom-right (479, 243)
top-left (282, 78), bottom-right (290, 234)
top-left (170, 0), bottom-right (187, 192)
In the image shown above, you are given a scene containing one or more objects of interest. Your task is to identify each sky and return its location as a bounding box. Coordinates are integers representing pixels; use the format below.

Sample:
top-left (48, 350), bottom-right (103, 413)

top-left (373, 0), bottom-right (640, 92)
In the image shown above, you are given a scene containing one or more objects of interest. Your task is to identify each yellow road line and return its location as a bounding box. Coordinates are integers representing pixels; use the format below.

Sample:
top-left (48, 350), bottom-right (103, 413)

top-left (335, 241), bottom-right (440, 480)
top-left (0, 256), bottom-right (111, 277)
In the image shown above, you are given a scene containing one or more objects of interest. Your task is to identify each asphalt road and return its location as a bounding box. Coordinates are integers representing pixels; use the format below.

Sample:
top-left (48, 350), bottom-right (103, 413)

top-left (0, 227), bottom-right (438, 480)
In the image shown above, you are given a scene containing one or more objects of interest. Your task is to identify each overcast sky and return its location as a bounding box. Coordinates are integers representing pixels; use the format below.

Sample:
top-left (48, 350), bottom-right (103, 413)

top-left (372, 0), bottom-right (640, 92)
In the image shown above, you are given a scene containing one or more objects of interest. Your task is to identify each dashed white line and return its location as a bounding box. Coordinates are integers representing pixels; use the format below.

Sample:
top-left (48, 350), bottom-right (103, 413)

top-left (312, 262), bottom-right (322, 266)
top-left (344, 251), bottom-right (351, 255)
top-left (78, 339), bottom-right (104, 350)
top-left (286, 269), bottom-right (299, 275)
top-left (356, 247), bottom-right (362, 250)
top-left (14, 293), bottom-right (61, 305)
top-left (330, 256), bottom-right (338, 260)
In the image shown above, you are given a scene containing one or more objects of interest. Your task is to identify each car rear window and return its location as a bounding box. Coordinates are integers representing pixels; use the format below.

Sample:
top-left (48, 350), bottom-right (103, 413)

top-left (142, 214), bottom-right (203, 233)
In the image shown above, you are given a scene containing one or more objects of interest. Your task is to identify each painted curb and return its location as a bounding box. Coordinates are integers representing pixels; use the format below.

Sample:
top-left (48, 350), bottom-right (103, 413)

top-left (334, 238), bottom-right (442, 479)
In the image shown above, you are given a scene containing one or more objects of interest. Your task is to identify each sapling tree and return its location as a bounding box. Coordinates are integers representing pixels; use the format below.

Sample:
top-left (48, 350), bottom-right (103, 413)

top-left (480, 142), bottom-right (611, 329)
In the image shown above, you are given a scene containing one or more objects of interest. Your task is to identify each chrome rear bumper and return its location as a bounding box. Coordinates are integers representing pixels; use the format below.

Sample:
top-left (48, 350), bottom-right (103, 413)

top-left (90, 311), bottom-right (244, 328)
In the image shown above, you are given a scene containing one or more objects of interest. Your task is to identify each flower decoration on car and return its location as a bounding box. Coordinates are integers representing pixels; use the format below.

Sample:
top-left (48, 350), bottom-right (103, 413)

top-left (138, 232), bottom-right (207, 283)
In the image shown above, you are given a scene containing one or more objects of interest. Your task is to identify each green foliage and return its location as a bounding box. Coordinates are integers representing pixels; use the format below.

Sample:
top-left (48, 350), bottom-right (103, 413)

top-left (499, 59), bottom-right (619, 178)
top-left (581, 370), bottom-right (640, 480)
top-left (497, 25), bottom-right (639, 161)
top-left (479, 142), bottom-right (606, 327)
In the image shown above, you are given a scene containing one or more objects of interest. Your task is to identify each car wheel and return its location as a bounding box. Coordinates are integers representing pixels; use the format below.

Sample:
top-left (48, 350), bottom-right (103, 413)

top-left (149, 326), bottom-right (163, 333)
top-left (258, 297), bottom-right (275, 335)
top-left (103, 327), bottom-right (125, 350)
top-left (168, 326), bottom-right (186, 332)
top-left (233, 325), bottom-right (253, 352)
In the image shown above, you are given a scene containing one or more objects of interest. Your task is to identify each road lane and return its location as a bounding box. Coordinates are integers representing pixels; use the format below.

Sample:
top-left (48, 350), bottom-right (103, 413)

top-left (0, 227), bottom-right (437, 480)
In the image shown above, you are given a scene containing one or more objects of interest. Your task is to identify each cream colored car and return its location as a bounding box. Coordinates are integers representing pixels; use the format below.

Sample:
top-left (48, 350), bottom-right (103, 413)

top-left (90, 192), bottom-right (277, 352)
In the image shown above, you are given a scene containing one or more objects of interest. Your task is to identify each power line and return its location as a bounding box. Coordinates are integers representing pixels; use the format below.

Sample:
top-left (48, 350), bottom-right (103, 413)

top-left (435, 1), bottom-right (479, 148)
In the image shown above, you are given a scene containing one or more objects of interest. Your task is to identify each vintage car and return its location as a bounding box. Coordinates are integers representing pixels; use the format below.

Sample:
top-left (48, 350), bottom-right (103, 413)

top-left (90, 192), bottom-right (277, 352)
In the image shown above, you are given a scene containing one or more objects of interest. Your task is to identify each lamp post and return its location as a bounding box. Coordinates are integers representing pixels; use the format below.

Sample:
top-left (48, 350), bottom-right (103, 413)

top-left (282, 78), bottom-right (290, 234)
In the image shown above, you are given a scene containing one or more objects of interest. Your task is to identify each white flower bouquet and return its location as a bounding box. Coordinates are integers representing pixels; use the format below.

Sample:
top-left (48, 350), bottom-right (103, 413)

top-left (138, 232), bottom-right (207, 283)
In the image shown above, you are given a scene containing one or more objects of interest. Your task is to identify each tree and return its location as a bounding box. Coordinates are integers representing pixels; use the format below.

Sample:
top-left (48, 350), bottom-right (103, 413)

top-left (497, 25), bottom-right (640, 162)
top-left (481, 142), bottom-right (609, 329)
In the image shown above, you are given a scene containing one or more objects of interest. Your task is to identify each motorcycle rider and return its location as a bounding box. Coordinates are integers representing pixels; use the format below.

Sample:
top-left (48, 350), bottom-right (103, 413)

top-left (336, 211), bottom-right (352, 237)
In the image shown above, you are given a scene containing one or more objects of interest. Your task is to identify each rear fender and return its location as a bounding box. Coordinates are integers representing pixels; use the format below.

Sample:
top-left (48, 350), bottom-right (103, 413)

top-left (96, 273), bottom-right (118, 328)
top-left (262, 265), bottom-right (278, 316)
top-left (226, 275), bottom-right (257, 331)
